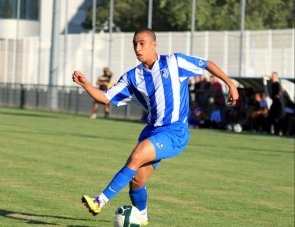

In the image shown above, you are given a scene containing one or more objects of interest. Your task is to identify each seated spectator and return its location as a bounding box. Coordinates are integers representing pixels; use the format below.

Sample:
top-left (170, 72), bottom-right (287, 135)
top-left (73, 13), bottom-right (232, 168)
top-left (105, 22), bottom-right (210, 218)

top-left (260, 90), bottom-right (272, 110)
top-left (188, 102), bottom-right (209, 128)
top-left (209, 102), bottom-right (224, 129)
top-left (209, 75), bottom-right (226, 109)
top-left (248, 91), bottom-right (269, 132)
top-left (258, 91), bottom-right (269, 132)
top-left (224, 87), bottom-right (249, 131)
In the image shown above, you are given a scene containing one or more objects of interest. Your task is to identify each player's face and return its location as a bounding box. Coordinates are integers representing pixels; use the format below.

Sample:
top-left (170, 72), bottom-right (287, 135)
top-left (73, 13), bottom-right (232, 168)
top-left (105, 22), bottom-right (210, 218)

top-left (133, 32), bottom-right (157, 66)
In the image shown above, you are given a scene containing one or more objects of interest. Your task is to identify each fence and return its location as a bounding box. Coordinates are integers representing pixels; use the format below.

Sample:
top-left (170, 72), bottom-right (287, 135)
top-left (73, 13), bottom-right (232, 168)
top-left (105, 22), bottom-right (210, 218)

top-left (0, 83), bottom-right (144, 119)
top-left (0, 29), bottom-right (294, 87)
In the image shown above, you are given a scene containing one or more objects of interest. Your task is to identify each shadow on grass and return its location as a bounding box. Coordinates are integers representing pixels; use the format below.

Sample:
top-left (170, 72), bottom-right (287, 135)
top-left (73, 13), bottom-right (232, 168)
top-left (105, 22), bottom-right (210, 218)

top-left (0, 209), bottom-right (109, 227)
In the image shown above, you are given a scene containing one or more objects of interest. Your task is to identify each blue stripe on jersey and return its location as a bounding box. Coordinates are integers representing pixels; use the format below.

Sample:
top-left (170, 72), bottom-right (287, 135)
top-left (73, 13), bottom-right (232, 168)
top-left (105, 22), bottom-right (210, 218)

top-left (142, 69), bottom-right (157, 123)
top-left (164, 55), bottom-right (179, 124)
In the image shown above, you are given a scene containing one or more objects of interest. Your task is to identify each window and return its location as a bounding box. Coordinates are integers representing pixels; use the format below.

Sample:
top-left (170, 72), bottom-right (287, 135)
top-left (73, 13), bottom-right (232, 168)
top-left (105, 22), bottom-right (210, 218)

top-left (0, 0), bottom-right (40, 20)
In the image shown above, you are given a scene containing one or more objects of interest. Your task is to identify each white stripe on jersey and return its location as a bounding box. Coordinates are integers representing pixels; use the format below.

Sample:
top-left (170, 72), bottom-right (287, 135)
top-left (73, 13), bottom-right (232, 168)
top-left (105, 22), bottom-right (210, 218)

top-left (150, 62), bottom-right (166, 125)
top-left (177, 56), bottom-right (205, 75)
top-left (105, 73), bottom-right (132, 105)
top-left (166, 54), bottom-right (180, 123)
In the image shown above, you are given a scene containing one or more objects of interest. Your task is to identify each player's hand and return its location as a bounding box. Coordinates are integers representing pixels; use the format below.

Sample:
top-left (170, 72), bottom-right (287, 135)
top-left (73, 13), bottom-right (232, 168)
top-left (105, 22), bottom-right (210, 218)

top-left (227, 85), bottom-right (239, 106)
top-left (72, 71), bottom-right (88, 86)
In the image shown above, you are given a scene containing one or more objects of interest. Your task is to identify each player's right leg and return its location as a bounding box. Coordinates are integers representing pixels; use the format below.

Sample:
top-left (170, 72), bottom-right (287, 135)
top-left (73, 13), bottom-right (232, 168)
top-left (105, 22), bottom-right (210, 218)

top-left (82, 166), bottom-right (136, 215)
top-left (81, 195), bottom-right (102, 216)
top-left (81, 140), bottom-right (157, 216)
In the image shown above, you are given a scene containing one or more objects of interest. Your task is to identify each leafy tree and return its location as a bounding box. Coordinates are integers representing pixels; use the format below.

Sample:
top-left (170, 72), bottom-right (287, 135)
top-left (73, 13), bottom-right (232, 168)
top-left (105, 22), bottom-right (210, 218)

top-left (152, 0), bottom-right (192, 31)
top-left (245, 0), bottom-right (294, 29)
top-left (81, 0), bottom-right (294, 32)
top-left (114, 0), bottom-right (147, 31)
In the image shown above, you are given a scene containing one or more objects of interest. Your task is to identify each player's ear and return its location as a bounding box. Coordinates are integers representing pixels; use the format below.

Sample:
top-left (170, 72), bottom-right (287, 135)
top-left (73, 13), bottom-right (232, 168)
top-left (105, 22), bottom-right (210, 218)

top-left (152, 41), bottom-right (157, 50)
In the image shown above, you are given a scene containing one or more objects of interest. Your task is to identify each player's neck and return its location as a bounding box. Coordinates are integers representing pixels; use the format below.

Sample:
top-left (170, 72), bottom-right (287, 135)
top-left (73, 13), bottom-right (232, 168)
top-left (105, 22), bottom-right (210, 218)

top-left (143, 53), bottom-right (158, 69)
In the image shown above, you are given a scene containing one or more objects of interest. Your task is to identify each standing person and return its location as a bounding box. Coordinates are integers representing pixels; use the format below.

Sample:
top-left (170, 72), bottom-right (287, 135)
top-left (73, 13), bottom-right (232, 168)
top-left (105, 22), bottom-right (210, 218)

top-left (72, 28), bottom-right (239, 225)
top-left (90, 67), bottom-right (113, 119)
top-left (268, 71), bottom-right (285, 135)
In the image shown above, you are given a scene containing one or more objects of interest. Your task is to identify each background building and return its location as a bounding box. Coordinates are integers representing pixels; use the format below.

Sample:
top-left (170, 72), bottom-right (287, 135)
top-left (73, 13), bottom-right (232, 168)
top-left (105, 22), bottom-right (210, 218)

top-left (0, 0), bottom-right (90, 39)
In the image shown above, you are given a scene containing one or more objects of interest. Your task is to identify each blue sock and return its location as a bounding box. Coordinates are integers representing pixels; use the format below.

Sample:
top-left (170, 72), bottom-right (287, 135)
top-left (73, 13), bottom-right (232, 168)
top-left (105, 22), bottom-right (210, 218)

top-left (129, 185), bottom-right (148, 211)
top-left (103, 166), bottom-right (136, 200)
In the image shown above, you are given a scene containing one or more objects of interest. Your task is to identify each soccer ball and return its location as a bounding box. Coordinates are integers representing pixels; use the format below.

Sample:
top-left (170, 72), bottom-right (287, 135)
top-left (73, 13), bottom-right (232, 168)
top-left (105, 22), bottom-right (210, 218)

top-left (233, 123), bottom-right (242, 133)
top-left (113, 205), bottom-right (142, 227)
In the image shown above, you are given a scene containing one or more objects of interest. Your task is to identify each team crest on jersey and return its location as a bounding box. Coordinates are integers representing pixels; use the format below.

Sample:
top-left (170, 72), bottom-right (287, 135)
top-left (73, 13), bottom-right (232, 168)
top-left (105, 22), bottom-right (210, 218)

top-left (199, 60), bottom-right (205, 67)
top-left (160, 68), bottom-right (169, 79)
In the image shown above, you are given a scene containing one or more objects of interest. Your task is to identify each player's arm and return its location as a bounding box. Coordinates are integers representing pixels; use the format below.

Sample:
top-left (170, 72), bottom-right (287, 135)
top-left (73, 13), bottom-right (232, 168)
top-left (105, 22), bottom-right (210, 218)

top-left (72, 71), bottom-right (110, 104)
top-left (205, 60), bottom-right (239, 105)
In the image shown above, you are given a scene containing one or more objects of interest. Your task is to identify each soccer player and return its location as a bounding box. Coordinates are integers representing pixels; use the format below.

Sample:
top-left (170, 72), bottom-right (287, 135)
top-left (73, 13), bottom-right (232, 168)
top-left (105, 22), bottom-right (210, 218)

top-left (72, 28), bottom-right (239, 225)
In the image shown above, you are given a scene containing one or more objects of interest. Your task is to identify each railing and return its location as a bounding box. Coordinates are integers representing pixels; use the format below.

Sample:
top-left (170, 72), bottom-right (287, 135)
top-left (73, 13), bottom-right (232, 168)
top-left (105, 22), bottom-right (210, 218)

top-left (0, 83), bottom-right (143, 120)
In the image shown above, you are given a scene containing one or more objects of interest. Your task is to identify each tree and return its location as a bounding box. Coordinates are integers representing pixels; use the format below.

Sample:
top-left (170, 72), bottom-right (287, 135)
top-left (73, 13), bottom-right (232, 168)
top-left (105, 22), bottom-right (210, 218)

top-left (81, 0), bottom-right (294, 32)
top-left (245, 0), bottom-right (294, 29)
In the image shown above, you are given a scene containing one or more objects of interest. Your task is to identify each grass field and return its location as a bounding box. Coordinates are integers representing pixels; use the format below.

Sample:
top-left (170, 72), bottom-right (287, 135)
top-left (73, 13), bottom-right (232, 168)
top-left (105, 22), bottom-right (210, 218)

top-left (0, 107), bottom-right (294, 227)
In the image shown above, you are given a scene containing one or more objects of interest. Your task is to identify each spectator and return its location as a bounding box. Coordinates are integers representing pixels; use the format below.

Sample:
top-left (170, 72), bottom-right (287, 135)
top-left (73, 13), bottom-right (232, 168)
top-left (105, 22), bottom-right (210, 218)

top-left (224, 87), bottom-right (248, 128)
top-left (248, 91), bottom-right (268, 132)
top-left (258, 91), bottom-right (270, 132)
top-left (261, 90), bottom-right (272, 110)
top-left (268, 72), bottom-right (285, 135)
top-left (209, 102), bottom-right (224, 129)
top-left (90, 67), bottom-right (113, 119)
top-left (188, 102), bottom-right (209, 128)
top-left (194, 74), bottom-right (210, 111)
top-left (209, 75), bottom-right (226, 109)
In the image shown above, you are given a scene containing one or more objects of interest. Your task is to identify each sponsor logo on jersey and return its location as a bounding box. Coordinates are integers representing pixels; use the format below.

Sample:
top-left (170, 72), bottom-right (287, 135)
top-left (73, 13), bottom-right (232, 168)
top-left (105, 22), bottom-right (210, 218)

top-left (156, 143), bottom-right (164, 149)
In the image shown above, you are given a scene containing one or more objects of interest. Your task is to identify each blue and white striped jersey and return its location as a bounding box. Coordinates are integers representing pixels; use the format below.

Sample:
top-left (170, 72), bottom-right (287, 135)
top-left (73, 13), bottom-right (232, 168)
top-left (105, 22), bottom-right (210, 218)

top-left (105, 53), bottom-right (208, 126)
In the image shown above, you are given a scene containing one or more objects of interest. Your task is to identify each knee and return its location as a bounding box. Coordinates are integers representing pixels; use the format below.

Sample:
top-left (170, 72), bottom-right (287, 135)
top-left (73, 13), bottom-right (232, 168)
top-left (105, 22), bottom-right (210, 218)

top-left (127, 152), bottom-right (143, 169)
top-left (130, 176), bottom-right (145, 189)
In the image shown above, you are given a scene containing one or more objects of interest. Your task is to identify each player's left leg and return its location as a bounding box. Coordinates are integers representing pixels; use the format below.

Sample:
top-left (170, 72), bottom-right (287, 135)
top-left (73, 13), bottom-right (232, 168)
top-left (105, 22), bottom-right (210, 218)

top-left (129, 163), bottom-right (155, 225)
top-left (128, 122), bottom-right (190, 225)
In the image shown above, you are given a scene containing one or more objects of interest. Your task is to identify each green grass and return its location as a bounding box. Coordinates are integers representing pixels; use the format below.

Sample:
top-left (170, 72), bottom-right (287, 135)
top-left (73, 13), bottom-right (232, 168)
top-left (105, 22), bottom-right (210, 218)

top-left (0, 107), bottom-right (294, 227)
